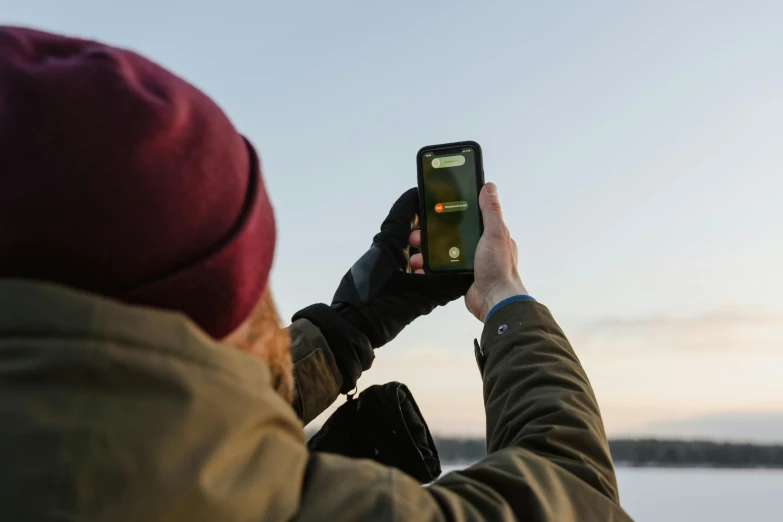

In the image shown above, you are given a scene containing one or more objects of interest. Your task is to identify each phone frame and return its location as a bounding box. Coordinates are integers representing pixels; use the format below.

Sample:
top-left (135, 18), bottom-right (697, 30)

top-left (416, 140), bottom-right (485, 275)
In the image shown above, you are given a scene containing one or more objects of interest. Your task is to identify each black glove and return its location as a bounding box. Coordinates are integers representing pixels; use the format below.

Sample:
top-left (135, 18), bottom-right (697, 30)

top-left (293, 188), bottom-right (472, 392)
top-left (307, 382), bottom-right (441, 484)
top-left (331, 187), bottom-right (472, 348)
top-left (292, 303), bottom-right (373, 394)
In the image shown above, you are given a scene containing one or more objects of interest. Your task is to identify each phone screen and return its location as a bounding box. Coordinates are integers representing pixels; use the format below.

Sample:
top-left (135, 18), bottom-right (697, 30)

top-left (419, 144), bottom-right (483, 272)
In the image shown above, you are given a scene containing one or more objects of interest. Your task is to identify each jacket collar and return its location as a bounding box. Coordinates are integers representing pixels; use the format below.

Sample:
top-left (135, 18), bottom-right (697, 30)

top-left (0, 278), bottom-right (272, 391)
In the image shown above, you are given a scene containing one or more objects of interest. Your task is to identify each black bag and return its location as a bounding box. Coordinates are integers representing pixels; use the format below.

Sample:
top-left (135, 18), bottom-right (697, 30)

top-left (307, 382), bottom-right (441, 483)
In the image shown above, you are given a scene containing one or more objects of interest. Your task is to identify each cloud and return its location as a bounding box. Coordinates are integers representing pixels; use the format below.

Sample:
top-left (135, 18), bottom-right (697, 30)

top-left (619, 411), bottom-right (783, 444)
top-left (571, 309), bottom-right (783, 355)
top-left (550, 308), bottom-right (783, 439)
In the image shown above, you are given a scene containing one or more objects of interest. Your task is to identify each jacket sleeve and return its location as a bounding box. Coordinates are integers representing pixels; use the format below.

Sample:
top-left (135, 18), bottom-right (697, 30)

top-left (475, 300), bottom-right (620, 501)
top-left (288, 318), bottom-right (344, 425)
top-left (292, 301), bottom-right (632, 522)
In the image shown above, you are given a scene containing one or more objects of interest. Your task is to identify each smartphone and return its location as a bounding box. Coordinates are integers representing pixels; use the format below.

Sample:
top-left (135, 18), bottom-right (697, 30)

top-left (417, 141), bottom-right (484, 274)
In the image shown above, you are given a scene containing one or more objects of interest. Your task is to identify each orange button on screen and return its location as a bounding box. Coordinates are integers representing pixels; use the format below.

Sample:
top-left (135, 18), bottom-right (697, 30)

top-left (434, 203), bottom-right (444, 213)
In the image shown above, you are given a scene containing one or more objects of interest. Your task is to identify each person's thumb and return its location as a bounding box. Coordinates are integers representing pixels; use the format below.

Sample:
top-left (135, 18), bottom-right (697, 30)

top-left (479, 182), bottom-right (506, 236)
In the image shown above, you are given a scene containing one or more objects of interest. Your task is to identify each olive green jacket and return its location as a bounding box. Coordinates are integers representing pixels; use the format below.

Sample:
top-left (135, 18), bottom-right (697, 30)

top-left (0, 280), bottom-right (632, 521)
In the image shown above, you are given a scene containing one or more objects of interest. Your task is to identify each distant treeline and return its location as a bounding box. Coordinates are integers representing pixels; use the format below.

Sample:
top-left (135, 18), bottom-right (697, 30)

top-left (434, 438), bottom-right (783, 468)
top-left (609, 439), bottom-right (783, 468)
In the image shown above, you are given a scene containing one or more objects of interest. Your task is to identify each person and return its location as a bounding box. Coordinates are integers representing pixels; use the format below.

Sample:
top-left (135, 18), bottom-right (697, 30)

top-left (0, 26), bottom-right (632, 521)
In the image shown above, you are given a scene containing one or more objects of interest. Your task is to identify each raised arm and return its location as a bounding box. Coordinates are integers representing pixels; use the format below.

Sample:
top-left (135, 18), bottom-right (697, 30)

top-left (464, 183), bottom-right (618, 499)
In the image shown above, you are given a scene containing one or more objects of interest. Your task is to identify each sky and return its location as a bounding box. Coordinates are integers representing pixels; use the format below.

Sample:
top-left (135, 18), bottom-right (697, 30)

top-left (4, 1), bottom-right (782, 441)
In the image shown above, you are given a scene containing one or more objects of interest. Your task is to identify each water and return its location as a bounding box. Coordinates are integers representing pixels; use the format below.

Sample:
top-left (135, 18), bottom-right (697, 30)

top-left (440, 465), bottom-right (783, 521)
top-left (617, 467), bottom-right (783, 521)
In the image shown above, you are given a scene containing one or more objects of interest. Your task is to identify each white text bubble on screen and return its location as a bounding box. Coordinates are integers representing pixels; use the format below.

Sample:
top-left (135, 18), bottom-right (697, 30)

top-left (432, 155), bottom-right (465, 168)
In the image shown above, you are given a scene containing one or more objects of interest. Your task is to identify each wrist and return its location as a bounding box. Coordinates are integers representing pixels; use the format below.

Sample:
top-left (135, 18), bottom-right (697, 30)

top-left (292, 304), bottom-right (374, 393)
top-left (481, 281), bottom-right (528, 321)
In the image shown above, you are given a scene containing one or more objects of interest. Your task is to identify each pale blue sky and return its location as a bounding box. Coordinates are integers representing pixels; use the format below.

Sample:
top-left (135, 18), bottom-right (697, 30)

top-left (5, 1), bottom-right (782, 439)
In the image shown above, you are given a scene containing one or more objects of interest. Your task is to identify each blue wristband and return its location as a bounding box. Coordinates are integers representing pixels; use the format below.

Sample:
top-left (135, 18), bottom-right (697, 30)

top-left (484, 295), bottom-right (537, 323)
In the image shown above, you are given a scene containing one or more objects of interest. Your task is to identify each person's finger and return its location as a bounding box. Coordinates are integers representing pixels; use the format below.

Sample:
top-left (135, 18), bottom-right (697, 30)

top-left (413, 269), bottom-right (425, 275)
top-left (409, 229), bottom-right (421, 248)
top-left (409, 252), bottom-right (424, 270)
top-left (479, 182), bottom-right (507, 238)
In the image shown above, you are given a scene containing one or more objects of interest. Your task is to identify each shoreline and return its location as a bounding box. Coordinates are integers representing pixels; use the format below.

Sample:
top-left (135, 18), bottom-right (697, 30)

top-left (441, 462), bottom-right (783, 471)
top-left (434, 438), bottom-right (783, 469)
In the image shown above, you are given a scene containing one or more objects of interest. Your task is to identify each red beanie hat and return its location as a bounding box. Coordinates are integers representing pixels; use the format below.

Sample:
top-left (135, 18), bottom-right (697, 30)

top-left (0, 27), bottom-right (276, 339)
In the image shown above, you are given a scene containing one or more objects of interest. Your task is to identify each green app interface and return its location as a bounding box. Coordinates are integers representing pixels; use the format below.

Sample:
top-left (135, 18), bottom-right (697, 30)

top-left (421, 147), bottom-right (481, 271)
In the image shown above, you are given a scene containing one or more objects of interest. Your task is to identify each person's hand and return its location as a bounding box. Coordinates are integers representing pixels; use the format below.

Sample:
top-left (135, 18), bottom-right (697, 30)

top-left (292, 188), bottom-right (470, 392)
top-left (410, 182), bottom-right (527, 322)
top-left (329, 188), bottom-right (473, 348)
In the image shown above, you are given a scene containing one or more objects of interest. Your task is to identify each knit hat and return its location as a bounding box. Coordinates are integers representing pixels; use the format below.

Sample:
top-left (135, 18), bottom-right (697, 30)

top-left (0, 26), bottom-right (276, 338)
